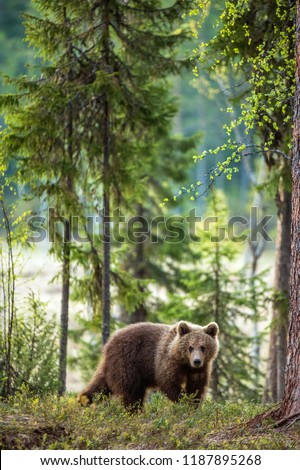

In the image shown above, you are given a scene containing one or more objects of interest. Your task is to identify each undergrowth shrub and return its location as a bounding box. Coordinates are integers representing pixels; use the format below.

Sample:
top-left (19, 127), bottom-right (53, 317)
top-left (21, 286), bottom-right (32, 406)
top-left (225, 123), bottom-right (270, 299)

top-left (0, 291), bottom-right (59, 396)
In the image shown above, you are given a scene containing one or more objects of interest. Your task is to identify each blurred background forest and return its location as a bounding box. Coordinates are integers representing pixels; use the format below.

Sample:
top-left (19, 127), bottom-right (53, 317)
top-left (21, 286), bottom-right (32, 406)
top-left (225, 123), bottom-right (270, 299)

top-left (0, 0), bottom-right (292, 408)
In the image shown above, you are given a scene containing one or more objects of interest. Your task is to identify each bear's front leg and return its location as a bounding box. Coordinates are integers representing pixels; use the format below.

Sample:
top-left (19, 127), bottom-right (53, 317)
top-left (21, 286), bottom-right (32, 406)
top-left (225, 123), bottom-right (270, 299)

top-left (159, 382), bottom-right (183, 402)
top-left (185, 372), bottom-right (208, 403)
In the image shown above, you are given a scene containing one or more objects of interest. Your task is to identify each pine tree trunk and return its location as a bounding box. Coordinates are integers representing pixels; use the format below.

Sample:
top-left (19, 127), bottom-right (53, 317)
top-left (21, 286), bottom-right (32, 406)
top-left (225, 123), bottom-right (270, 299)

top-left (102, 2), bottom-right (111, 345)
top-left (277, 172), bottom-right (300, 418)
top-left (58, 224), bottom-right (70, 396)
top-left (102, 134), bottom-right (111, 344)
top-left (263, 327), bottom-right (278, 403)
top-left (58, 33), bottom-right (73, 394)
top-left (2, 201), bottom-right (15, 397)
top-left (263, 182), bottom-right (291, 403)
top-left (130, 301), bottom-right (147, 324)
top-left (211, 360), bottom-right (220, 401)
top-left (211, 231), bottom-right (221, 400)
top-left (247, 177), bottom-right (266, 375)
top-left (250, 256), bottom-right (260, 374)
top-left (275, 0), bottom-right (300, 420)
top-left (130, 204), bottom-right (147, 323)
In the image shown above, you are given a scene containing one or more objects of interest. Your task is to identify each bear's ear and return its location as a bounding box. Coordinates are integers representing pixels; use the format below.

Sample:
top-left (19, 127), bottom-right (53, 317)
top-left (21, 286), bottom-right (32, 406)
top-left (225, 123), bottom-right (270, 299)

top-left (177, 321), bottom-right (191, 336)
top-left (204, 322), bottom-right (219, 338)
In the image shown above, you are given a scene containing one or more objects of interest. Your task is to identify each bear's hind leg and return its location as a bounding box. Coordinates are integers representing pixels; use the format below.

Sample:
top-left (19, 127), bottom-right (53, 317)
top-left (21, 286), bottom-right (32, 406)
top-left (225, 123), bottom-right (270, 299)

top-left (78, 364), bottom-right (110, 406)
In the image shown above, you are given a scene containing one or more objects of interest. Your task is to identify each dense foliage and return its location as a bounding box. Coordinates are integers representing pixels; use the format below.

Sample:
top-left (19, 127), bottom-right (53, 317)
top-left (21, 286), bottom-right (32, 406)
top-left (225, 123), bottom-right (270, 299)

top-left (194, 0), bottom-right (295, 181)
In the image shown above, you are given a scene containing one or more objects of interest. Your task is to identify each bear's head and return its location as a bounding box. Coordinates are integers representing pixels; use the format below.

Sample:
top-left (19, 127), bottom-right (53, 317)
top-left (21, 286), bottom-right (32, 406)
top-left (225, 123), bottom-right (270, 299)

top-left (173, 321), bottom-right (219, 369)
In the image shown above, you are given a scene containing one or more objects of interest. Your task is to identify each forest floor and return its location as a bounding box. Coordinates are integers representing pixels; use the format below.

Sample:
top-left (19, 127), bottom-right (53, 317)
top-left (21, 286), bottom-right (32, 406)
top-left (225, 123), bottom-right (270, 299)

top-left (1, 391), bottom-right (300, 450)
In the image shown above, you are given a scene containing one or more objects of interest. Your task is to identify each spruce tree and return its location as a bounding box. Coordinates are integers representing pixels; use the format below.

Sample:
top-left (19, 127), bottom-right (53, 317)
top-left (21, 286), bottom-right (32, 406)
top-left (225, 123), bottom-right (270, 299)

top-left (71, 0), bottom-right (196, 343)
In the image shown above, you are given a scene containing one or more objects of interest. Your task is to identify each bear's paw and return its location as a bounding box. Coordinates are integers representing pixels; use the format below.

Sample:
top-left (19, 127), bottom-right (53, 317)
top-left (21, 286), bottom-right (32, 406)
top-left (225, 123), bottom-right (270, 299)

top-left (78, 394), bottom-right (91, 406)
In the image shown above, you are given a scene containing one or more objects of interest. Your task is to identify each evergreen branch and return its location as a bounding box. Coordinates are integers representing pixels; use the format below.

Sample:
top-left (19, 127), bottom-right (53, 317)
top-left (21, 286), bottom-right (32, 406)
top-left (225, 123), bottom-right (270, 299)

top-left (109, 21), bottom-right (191, 74)
top-left (112, 19), bottom-right (192, 43)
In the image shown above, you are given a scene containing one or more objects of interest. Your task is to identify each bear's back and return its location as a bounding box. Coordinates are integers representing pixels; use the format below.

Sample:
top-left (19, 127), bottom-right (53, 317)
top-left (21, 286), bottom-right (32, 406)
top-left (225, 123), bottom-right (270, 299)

top-left (103, 323), bottom-right (171, 389)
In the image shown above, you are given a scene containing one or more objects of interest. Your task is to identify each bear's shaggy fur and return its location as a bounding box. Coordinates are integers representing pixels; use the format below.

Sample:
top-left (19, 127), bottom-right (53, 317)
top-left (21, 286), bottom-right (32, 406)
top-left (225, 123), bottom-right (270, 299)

top-left (78, 321), bottom-right (219, 410)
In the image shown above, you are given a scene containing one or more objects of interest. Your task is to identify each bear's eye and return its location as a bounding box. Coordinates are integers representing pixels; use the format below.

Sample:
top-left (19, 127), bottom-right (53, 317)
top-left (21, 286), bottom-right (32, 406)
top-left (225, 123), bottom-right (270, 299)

top-left (188, 346), bottom-right (194, 353)
top-left (200, 346), bottom-right (206, 353)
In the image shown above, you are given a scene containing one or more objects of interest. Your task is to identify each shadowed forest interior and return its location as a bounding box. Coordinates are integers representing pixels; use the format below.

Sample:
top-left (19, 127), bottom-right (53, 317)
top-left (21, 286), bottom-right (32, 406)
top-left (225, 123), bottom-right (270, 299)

top-left (0, 0), bottom-right (300, 451)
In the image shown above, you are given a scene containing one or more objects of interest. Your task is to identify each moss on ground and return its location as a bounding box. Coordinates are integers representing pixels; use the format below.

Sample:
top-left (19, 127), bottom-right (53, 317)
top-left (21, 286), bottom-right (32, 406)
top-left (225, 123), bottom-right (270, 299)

top-left (1, 390), bottom-right (299, 450)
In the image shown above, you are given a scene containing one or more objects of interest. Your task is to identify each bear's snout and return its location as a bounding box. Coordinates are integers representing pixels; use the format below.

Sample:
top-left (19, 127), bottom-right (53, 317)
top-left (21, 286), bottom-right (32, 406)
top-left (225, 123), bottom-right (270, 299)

top-left (193, 359), bottom-right (202, 368)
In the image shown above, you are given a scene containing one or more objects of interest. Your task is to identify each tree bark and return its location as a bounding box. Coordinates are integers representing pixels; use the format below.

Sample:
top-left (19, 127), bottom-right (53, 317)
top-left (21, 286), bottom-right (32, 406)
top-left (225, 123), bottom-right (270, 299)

top-left (211, 211), bottom-right (220, 400)
top-left (263, 180), bottom-right (291, 403)
top-left (245, 165), bottom-right (267, 375)
top-left (1, 200), bottom-right (15, 397)
top-left (102, 0), bottom-right (111, 345)
top-left (263, 327), bottom-right (278, 403)
top-left (275, 0), bottom-right (300, 420)
top-left (58, 24), bottom-right (73, 394)
top-left (130, 240), bottom-right (148, 322)
top-left (130, 204), bottom-right (148, 323)
top-left (211, 359), bottom-right (220, 401)
top-left (276, 185), bottom-right (291, 400)
top-left (102, 133), bottom-right (111, 345)
top-left (58, 221), bottom-right (71, 395)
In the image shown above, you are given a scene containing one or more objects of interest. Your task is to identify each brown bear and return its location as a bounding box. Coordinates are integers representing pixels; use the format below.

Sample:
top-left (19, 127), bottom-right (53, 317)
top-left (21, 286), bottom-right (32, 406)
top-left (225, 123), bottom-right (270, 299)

top-left (78, 320), bottom-right (219, 410)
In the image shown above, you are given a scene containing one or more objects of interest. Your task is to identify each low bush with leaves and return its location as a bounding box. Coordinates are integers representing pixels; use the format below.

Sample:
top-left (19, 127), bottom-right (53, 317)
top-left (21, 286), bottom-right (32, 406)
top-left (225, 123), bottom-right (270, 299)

top-left (0, 189), bottom-right (59, 396)
top-left (0, 291), bottom-right (59, 396)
